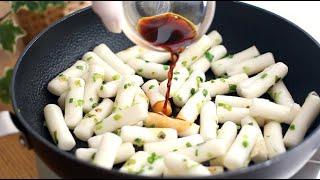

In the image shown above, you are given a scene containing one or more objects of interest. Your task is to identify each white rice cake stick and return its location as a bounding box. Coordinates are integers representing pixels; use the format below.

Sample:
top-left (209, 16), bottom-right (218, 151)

top-left (190, 45), bottom-right (227, 73)
top-left (75, 142), bottom-right (135, 164)
top-left (120, 151), bottom-right (150, 174)
top-left (200, 101), bottom-right (218, 140)
top-left (57, 91), bottom-right (68, 110)
top-left (215, 95), bottom-right (252, 108)
top-left (164, 153), bottom-right (211, 176)
top-left (127, 58), bottom-right (169, 81)
top-left (211, 46), bottom-right (260, 76)
top-left (144, 134), bottom-right (204, 156)
top-left (175, 139), bottom-right (227, 163)
top-left (93, 44), bottom-right (135, 75)
top-left (140, 153), bottom-right (165, 176)
top-left (200, 73), bottom-right (249, 97)
top-left (268, 80), bottom-right (295, 106)
top-left (120, 126), bottom-right (178, 146)
top-left (223, 125), bottom-right (258, 170)
top-left (177, 88), bottom-right (211, 123)
top-left (141, 50), bottom-right (170, 64)
top-left (178, 123), bottom-right (200, 137)
top-left (142, 79), bottom-right (172, 116)
top-left (135, 121), bottom-right (144, 127)
top-left (83, 65), bottom-right (105, 113)
top-left (48, 60), bottom-right (89, 96)
top-left (237, 62), bottom-right (288, 98)
top-left (83, 52), bottom-right (121, 82)
top-left (113, 75), bottom-right (141, 111)
top-left (159, 67), bottom-right (190, 98)
top-left (98, 80), bottom-right (120, 98)
top-left (88, 134), bottom-right (105, 148)
top-left (74, 98), bottom-right (114, 141)
top-left (163, 166), bottom-right (176, 176)
top-left (173, 70), bottom-right (206, 107)
top-left (64, 78), bottom-right (85, 129)
top-left (217, 103), bottom-right (250, 124)
top-left (133, 87), bottom-right (149, 110)
top-left (226, 52), bottom-right (275, 76)
top-left (241, 116), bottom-right (268, 163)
top-left (117, 45), bottom-right (170, 64)
top-left (210, 156), bottom-right (224, 166)
top-left (75, 148), bottom-right (97, 162)
top-left (92, 133), bottom-right (122, 169)
top-left (116, 46), bottom-right (143, 63)
top-left (264, 121), bottom-right (286, 158)
top-left (44, 104), bottom-right (76, 151)
top-left (98, 75), bottom-right (143, 98)
top-left (250, 98), bottom-right (300, 124)
top-left (94, 103), bottom-right (148, 134)
top-left (208, 166), bottom-right (224, 175)
top-left (176, 35), bottom-right (213, 69)
top-left (284, 92), bottom-right (320, 148)
top-left (209, 121), bottom-right (238, 166)
top-left (217, 121), bottom-right (238, 152)
top-left (207, 30), bottom-right (223, 46)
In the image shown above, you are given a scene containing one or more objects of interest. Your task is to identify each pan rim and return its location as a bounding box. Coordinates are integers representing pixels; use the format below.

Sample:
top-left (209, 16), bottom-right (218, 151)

top-left (10, 1), bottom-right (320, 178)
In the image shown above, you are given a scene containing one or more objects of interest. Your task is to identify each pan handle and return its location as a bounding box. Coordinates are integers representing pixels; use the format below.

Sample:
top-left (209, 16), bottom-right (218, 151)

top-left (0, 111), bottom-right (32, 149)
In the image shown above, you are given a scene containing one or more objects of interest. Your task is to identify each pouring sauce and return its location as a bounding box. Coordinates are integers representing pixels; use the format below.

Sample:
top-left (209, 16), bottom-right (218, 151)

top-left (137, 12), bottom-right (197, 114)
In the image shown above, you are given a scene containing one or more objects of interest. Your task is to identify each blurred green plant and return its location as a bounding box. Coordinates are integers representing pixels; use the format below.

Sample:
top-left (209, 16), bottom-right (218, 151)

top-left (0, 1), bottom-right (65, 52)
top-left (0, 68), bottom-right (13, 104)
top-left (0, 19), bottom-right (24, 52)
top-left (11, 1), bottom-right (65, 13)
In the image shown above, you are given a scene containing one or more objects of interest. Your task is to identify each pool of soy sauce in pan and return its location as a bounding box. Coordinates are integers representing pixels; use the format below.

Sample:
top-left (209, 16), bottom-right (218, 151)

top-left (137, 12), bottom-right (197, 114)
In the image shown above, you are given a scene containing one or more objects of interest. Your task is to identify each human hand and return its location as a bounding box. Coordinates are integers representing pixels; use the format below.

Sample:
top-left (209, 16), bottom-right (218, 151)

top-left (92, 1), bottom-right (123, 33)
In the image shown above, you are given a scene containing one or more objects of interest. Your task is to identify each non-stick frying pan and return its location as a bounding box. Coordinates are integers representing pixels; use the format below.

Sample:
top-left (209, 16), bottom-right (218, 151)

top-left (10, 1), bottom-right (320, 179)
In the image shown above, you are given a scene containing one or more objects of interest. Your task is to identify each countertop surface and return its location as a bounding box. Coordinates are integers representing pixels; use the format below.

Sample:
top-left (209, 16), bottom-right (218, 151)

top-left (0, 2), bottom-right (319, 179)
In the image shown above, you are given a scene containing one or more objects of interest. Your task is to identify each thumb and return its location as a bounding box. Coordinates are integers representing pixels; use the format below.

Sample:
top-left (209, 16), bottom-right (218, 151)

top-left (92, 1), bottom-right (123, 33)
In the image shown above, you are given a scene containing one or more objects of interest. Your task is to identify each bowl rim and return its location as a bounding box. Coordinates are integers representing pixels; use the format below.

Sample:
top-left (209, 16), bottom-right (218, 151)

top-left (10, 1), bottom-right (320, 178)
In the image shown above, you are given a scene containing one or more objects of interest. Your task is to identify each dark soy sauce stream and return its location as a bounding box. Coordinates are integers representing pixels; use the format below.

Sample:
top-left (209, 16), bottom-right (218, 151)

top-left (138, 12), bottom-right (197, 115)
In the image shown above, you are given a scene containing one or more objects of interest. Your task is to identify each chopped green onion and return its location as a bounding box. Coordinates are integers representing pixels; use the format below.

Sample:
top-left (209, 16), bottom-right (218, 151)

top-left (149, 85), bottom-right (155, 89)
top-left (134, 138), bottom-right (144, 147)
top-left (147, 152), bottom-right (161, 164)
top-left (242, 66), bottom-right (250, 74)
top-left (69, 98), bottom-right (74, 103)
top-left (229, 84), bottom-right (237, 93)
top-left (190, 88), bottom-right (196, 96)
top-left (157, 131), bottom-right (166, 139)
top-left (124, 159), bottom-right (136, 167)
top-left (186, 142), bottom-right (192, 148)
top-left (137, 69), bottom-right (143, 73)
top-left (242, 140), bottom-right (249, 148)
top-left (163, 65), bottom-right (169, 70)
top-left (53, 130), bottom-right (58, 144)
top-left (182, 61), bottom-right (187, 67)
top-left (275, 75), bottom-right (281, 83)
top-left (260, 73), bottom-right (268, 79)
top-left (93, 73), bottom-right (104, 82)
top-left (218, 102), bottom-right (232, 111)
top-left (289, 124), bottom-right (296, 131)
top-left (205, 51), bottom-right (214, 62)
top-left (75, 99), bottom-right (84, 107)
top-left (76, 65), bottom-right (84, 70)
top-left (113, 114), bottom-right (122, 121)
top-left (112, 74), bottom-right (120, 80)
top-left (202, 89), bottom-right (208, 97)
